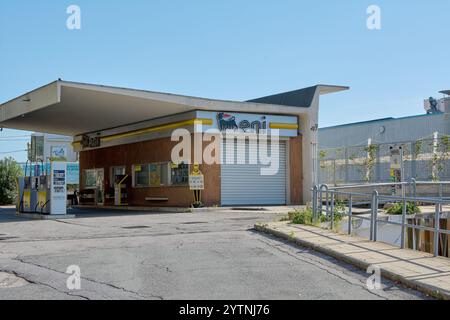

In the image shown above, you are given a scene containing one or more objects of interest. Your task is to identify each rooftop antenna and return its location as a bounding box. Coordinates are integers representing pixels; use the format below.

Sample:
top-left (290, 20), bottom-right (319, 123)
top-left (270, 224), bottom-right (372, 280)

top-left (439, 90), bottom-right (450, 97)
top-left (438, 90), bottom-right (450, 114)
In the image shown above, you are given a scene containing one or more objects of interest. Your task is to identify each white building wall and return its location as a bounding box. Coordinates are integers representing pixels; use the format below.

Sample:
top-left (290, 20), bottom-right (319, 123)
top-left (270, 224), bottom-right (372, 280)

top-left (319, 113), bottom-right (450, 149)
top-left (33, 133), bottom-right (78, 162)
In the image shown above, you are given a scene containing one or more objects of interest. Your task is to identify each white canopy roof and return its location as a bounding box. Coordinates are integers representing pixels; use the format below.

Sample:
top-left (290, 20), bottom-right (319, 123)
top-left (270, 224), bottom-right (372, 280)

top-left (0, 80), bottom-right (348, 136)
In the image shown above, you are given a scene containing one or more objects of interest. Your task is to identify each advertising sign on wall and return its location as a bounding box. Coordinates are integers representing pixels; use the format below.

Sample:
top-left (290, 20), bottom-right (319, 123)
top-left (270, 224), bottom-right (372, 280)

top-left (196, 111), bottom-right (299, 137)
top-left (51, 146), bottom-right (67, 159)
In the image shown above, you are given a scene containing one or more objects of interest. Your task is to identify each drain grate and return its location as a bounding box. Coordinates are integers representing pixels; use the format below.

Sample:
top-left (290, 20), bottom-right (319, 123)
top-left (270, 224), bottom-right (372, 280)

top-left (122, 226), bottom-right (150, 229)
top-left (182, 222), bottom-right (208, 225)
top-left (0, 237), bottom-right (18, 241)
top-left (230, 217), bottom-right (260, 221)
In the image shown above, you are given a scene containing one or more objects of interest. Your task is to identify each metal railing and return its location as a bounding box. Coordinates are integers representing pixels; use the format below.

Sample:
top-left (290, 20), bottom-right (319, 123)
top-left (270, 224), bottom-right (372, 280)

top-left (311, 181), bottom-right (450, 257)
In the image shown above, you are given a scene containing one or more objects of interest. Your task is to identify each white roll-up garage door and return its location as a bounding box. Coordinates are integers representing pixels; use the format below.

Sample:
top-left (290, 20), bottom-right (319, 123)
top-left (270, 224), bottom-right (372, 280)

top-left (221, 140), bottom-right (287, 206)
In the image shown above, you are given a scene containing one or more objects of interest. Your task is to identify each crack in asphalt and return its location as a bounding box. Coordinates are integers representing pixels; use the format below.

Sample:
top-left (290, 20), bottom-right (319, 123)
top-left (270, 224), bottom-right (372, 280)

top-left (52, 220), bottom-right (99, 228)
top-left (0, 213), bottom-right (427, 300)
top-left (255, 236), bottom-right (395, 300)
top-left (0, 268), bottom-right (90, 300)
top-left (12, 257), bottom-right (164, 300)
top-left (0, 228), bottom-right (247, 244)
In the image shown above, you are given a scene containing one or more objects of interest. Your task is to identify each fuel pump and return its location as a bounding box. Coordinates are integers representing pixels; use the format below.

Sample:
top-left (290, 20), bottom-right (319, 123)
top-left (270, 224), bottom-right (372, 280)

top-left (19, 160), bottom-right (39, 213)
top-left (18, 161), bottom-right (67, 216)
top-left (36, 174), bottom-right (51, 214)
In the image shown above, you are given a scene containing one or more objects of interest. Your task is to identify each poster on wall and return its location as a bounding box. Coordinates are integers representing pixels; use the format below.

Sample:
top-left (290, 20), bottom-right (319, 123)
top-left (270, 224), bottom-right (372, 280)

top-left (51, 146), bottom-right (67, 159)
top-left (149, 164), bottom-right (161, 186)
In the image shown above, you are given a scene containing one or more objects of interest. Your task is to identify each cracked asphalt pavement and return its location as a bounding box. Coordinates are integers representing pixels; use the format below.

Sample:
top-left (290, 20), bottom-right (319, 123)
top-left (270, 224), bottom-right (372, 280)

top-left (0, 206), bottom-right (430, 300)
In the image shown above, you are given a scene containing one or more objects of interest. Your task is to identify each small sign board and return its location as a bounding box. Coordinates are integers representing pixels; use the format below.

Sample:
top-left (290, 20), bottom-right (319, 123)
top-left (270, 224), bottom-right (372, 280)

top-left (389, 146), bottom-right (404, 196)
top-left (81, 135), bottom-right (101, 149)
top-left (390, 149), bottom-right (402, 170)
top-left (50, 162), bottom-right (67, 215)
top-left (51, 146), bottom-right (67, 159)
top-left (189, 175), bottom-right (204, 190)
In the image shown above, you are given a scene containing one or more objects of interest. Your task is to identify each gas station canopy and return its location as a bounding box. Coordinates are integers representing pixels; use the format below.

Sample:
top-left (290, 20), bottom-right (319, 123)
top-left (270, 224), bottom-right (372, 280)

top-left (0, 80), bottom-right (348, 136)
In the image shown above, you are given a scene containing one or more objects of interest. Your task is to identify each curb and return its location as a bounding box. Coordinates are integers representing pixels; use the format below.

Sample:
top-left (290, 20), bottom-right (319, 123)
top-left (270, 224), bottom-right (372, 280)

top-left (254, 223), bottom-right (449, 300)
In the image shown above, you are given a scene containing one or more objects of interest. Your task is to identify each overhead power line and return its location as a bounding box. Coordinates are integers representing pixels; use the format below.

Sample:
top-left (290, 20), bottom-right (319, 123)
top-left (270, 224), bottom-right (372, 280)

top-left (0, 135), bottom-right (31, 138)
top-left (0, 149), bottom-right (27, 154)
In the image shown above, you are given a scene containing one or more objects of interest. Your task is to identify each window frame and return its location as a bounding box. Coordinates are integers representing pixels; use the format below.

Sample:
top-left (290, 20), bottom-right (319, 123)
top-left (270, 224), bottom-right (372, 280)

top-left (131, 162), bottom-right (188, 188)
top-left (83, 168), bottom-right (104, 190)
top-left (170, 161), bottom-right (190, 186)
top-left (84, 169), bottom-right (98, 189)
top-left (132, 164), bottom-right (150, 188)
top-left (110, 165), bottom-right (127, 185)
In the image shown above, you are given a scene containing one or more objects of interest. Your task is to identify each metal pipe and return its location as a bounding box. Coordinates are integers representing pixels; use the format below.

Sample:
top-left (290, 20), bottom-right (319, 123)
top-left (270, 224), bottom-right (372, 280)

top-left (312, 186), bottom-right (318, 223)
top-left (318, 186), bottom-right (323, 219)
top-left (370, 191), bottom-right (378, 241)
top-left (348, 194), bottom-right (353, 235)
top-left (373, 191), bottom-right (379, 242)
top-left (320, 184), bottom-right (329, 221)
top-left (401, 199), bottom-right (407, 249)
top-left (328, 181), bottom-right (450, 191)
top-left (330, 192), bottom-right (335, 230)
top-left (310, 182), bottom-right (450, 255)
top-left (410, 178), bottom-right (416, 199)
top-left (434, 203), bottom-right (440, 257)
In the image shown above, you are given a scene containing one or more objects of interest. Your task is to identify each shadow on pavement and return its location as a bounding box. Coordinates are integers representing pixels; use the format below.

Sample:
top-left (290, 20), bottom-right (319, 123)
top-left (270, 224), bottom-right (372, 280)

top-left (0, 206), bottom-right (179, 223)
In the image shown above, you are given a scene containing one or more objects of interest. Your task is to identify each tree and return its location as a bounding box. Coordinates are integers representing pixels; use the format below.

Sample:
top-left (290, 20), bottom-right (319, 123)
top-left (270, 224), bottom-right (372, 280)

top-left (0, 157), bottom-right (23, 205)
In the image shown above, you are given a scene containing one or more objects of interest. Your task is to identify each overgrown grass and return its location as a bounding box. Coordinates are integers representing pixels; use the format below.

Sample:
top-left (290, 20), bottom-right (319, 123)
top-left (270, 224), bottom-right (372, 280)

top-left (288, 206), bottom-right (343, 226)
top-left (291, 208), bottom-right (314, 225)
top-left (386, 202), bottom-right (421, 215)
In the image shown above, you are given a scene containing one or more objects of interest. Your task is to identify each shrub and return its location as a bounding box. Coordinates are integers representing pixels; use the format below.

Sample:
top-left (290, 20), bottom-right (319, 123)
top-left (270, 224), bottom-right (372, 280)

top-left (0, 157), bottom-right (23, 205)
top-left (386, 202), bottom-right (421, 215)
top-left (290, 208), bottom-right (314, 225)
top-left (289, 205), bottom-right (344, 226)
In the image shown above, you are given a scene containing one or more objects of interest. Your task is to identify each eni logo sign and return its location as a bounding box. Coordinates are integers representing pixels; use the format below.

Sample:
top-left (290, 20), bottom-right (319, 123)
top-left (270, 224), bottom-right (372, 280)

top-left (217, 112), bottom-right (267, 133)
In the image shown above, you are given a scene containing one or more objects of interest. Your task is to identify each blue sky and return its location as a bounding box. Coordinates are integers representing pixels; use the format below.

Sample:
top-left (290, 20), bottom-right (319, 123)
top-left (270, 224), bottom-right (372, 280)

top-left (1, 0), bottom-right (449, 162)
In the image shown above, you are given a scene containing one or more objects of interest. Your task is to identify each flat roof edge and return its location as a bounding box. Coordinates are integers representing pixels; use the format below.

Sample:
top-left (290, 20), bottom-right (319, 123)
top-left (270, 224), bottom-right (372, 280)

top-left (0, 80), bottom-right (59, 107)
top-left (316, 84), bottom-right (350, 95)
top-left (320, 113), bottom-right (444, 131)
top-left (0, 81), bottom-right (60, 123)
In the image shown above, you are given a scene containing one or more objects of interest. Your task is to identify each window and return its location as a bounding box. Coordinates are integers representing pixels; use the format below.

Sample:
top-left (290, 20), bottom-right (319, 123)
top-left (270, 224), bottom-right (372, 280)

top-left (85, 169), bottom-right (98, 189)
top-left (149, 163), bottom-right (170, 186)
top-left (133, 164), bottom-right (149, 187)
top-left (84, 169), bottom-right (104, 190)
top-left (28, 135), bottom-right (44, 162)
top-left (171, 162), bottom-right (189, 185)
top-left (110, 166), bottom-right (126, 184)
top-left (132, 163), bottom-right (175, 187)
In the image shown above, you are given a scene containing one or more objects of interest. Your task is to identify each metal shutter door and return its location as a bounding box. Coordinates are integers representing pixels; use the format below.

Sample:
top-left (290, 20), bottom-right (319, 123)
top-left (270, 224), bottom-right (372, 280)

top-left (221, 140), bottom-right (287, 206)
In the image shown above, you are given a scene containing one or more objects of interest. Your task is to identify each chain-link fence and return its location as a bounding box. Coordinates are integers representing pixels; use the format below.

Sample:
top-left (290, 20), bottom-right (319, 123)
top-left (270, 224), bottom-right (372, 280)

top-left (318, 134), bottom-right (450, 186)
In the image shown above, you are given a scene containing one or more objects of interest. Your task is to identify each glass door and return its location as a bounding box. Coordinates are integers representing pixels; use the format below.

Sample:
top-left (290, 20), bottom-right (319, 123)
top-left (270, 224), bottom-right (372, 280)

top-left (96, 169), bottom-right (104, 205)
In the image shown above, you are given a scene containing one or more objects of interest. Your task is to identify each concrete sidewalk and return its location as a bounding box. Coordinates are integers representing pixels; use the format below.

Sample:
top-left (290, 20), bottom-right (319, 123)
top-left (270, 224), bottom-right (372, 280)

top-left (255, 221), bottom-right (450, 300)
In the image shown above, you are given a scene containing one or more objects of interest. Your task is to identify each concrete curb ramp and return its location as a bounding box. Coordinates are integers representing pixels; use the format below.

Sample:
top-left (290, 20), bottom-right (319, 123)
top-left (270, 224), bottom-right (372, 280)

top-left (255, 221), bottom-right (450, 300)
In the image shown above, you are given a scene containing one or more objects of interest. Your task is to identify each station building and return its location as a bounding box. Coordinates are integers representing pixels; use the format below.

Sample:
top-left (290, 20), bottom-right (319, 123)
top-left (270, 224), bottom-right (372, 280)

top-left (0, 80), bottom-right (348, 207)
